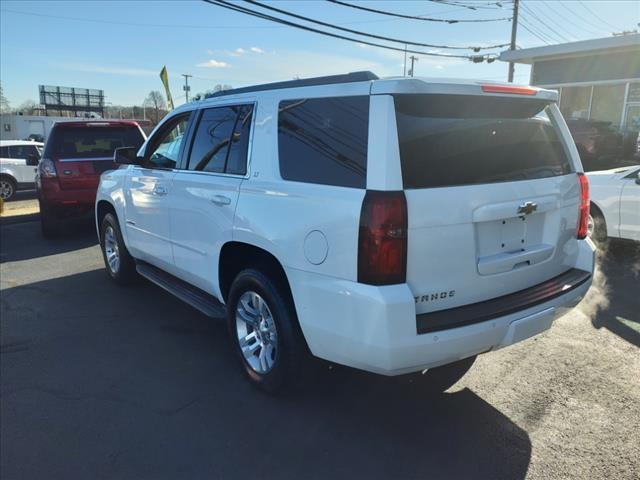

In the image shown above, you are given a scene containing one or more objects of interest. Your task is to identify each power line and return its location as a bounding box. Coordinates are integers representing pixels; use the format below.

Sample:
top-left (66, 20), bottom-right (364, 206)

top-left (538, 0), bottom-right (604, 37)
top-left (518, 13), bottom-right (563, 43)
top-left (577, 0), bottom-right (623, 31)
top-left (518, 20), bottom-right (551, 44)
top-left (524, 1), bottom-right (580, 41)
top-left (428, 0), bottom-right (508, 10)
top-left (204, 0), bottom-right (497, 61)
top-left (555, 1), bottom-right (615, 36)
top-left (244, 0), bottom-right (509, 51)
top-left (519, 3), bottom-right (572, 42)
top-left (326, 0), bottom-right (512, 23)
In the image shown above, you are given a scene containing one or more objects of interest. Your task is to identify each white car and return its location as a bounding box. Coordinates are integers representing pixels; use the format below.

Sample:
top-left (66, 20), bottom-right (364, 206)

top-left (0, 140), bottom-right (43, 200)
top-left (587, 166), bottom-right (640, 242)
top-left (95, 72), bottom-right (594, 392)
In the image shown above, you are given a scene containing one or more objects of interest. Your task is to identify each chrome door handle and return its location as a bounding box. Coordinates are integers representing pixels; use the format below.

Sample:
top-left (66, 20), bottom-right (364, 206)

top-left (153, 185), bottom-right (168, 196)
top-left (210, 195), bottom-right (231, 206)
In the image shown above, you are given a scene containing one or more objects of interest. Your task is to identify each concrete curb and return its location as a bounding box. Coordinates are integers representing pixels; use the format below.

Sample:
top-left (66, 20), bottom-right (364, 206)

top-left (0, 213), bottom-right (40, 226)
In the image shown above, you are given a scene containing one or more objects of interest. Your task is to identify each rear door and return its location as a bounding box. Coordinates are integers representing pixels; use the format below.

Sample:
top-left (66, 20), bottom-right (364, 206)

top-left (46, 122), bottom-right (144, 190)
top-left (8, 144), bottom-right (40, 183)
top-left (392, 93), bottom-right (581, 314)
top-left (169, 103), bottom-right (254, 298)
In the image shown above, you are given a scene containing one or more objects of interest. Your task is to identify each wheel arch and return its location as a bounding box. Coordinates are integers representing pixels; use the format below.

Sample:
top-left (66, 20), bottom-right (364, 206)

top-left (96, 200), bottom-right (118, 242)
top-left (218, 241), bottom-right (293, 305)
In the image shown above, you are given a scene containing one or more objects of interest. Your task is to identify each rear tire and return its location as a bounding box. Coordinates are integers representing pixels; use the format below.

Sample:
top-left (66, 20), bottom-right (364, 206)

top-left (39, 201), bottom-right (59, 238)
top-left (227, 268), bottom-right (305, 393)
top-left (0, 176), bottom-right (16, 201)
top-left (100, 213), bottom-right (137, 284)
top-left (588, 206), bottom-right (607, 244)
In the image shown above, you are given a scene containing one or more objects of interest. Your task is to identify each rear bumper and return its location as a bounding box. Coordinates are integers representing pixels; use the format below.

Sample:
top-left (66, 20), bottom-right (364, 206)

top-left (38, 178), bottom-right (97, 217)
top-left (287, 239), bottom-right (595, 376)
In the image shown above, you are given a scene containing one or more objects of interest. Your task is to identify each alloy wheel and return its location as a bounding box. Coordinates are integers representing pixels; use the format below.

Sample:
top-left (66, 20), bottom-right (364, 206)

top-left (104, 226), bottom-right (120, 274)
top-left (235, 291), bottom-right (278, 374)
top-left (0, 180), bottom-right (14, 200)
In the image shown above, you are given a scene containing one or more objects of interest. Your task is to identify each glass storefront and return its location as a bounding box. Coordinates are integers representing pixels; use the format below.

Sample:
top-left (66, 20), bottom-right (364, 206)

top-left (590, 84), bottom-right (625, 127)
top-left (559, 86), bottom-right (591, 120)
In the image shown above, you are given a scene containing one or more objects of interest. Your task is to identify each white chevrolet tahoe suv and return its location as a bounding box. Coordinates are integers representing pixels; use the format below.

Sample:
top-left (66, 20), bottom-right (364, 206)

top-left (96, 72), bottom-right (595, 392)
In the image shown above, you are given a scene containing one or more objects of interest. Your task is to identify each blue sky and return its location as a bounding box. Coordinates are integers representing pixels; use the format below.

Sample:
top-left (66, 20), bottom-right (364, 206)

top-left (1, 0), bottom-right (638, 107)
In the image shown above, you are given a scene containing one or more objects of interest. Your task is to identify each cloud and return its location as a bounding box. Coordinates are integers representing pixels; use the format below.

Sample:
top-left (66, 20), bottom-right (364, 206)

top-left (206, 49), bottom-right (214, 55)
top-left (250, 47), bottom-right (264, 54)
top-left (227, 48), bottom-right (246, 57)
top-left (60, 63), bottom-right (157, 76)
top-left (196, 59), bottom-right (230, 68)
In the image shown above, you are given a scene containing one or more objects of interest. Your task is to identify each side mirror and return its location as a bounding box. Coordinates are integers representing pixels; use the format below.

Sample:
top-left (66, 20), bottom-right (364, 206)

top-left (114, 146), bottom-right (141, 165)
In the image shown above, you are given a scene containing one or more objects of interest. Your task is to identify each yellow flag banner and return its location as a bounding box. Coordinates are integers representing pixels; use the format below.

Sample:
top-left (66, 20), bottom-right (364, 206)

top-left (159, 66), bottom-right (174, 110)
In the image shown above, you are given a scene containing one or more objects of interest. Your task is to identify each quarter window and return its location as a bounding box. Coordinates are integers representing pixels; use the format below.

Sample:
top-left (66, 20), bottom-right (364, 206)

top-left (278, 96), bottom-right (369, 188)
top-left (187, 104), bottom-right (253, 175)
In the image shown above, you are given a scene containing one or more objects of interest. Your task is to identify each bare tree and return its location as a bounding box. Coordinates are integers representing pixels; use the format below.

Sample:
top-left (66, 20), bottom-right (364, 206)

top-left (16, 100), bottom-right (38, 115)
top-left (0, 84), bottom-right (10, 114)
top-left (144, 91), bottom-right (166, 124)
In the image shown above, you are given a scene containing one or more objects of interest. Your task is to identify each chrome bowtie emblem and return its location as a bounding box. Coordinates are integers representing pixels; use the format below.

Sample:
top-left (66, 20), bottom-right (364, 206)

top-left (518, 201), bottom-right (538, 215)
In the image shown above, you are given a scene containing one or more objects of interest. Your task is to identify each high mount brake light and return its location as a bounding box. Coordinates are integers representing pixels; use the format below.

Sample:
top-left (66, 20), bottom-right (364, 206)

top-left (577, 173), bottom-right (590, 239)
top-left (481, 84), bottom-right (537, 96)
top-left (358, 191), bottom-right (407, 285)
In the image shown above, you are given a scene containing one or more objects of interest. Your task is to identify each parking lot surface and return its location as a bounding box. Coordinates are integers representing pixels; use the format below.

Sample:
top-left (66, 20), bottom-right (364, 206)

top-left (1, 221), bottom-right (639, 480)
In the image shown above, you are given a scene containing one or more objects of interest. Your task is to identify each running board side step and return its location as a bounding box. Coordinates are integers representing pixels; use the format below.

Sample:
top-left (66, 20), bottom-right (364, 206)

top-left (136, 261), bottom-right (226, 318)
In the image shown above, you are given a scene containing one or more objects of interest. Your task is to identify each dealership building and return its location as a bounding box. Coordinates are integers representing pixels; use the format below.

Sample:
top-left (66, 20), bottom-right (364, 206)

top-left (500, 34), bottom-right (640, 132)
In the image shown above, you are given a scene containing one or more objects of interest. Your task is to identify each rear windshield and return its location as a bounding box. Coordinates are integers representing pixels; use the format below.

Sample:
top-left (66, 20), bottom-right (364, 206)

top-left (46, 125), bottom-right (145, 159)
top-left (394, 95), bottom-right (573, 189)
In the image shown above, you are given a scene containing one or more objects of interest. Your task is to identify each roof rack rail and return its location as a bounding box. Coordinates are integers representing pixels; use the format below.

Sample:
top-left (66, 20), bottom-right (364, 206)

top-left (204, 71), bottom-right (379, 99)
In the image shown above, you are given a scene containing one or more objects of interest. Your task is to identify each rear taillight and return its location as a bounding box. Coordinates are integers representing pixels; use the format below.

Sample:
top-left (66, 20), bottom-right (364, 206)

top-left (577, 172), bottom-right (589, 239)
top-left (39, 158), bottom-right (57, 177)
top-left (358, 191), bottom-right (407, 285)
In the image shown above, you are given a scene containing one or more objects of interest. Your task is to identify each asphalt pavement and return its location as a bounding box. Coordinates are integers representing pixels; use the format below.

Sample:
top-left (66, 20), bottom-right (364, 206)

top-left (1, 220), bottom-right (639, 480)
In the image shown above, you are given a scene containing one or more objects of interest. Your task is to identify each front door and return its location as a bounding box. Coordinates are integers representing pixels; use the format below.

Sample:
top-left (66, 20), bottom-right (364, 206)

top-left (125, 113), bottom-right (191, 271)
top-left (169, 103), bottom-right (254, 300)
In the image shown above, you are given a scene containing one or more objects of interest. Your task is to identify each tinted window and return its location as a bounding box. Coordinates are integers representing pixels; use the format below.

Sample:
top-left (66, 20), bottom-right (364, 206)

top-left (187, 104), bottom-right (252, 174)
top-left (10, 145), bottom-right (39, 159)
top-left (0, 147), bottom-right (10, 157)
top-left (395, 95), bottom-right (573, 189)
top-left (278, 96), bottom-right (369, 188)
top-left (146, 116), bottom-right (190, 169)
top-left (45, 126), bottom-right (144, 159)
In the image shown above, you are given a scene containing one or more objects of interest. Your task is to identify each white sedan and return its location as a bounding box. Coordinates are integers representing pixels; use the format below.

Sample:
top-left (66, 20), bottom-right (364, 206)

top-left (587, 166), bottom-right (640, 242)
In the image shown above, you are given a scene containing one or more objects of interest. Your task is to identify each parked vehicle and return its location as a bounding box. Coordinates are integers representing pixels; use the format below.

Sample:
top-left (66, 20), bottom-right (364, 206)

top-left (0, 140), bottom-right (43, 200)
top-left (587, 166), bottom-right (640, 242)
top-left (566, 119), bottom-right (639, 171)
top-left (37, 121), bottom-right (145, 237)
top-left (96, 72), bottom-right (594, 392)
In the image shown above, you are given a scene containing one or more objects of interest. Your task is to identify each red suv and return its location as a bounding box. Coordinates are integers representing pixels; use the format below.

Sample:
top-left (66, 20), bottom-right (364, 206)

top-left (36, 121), bottom-right (145, 236)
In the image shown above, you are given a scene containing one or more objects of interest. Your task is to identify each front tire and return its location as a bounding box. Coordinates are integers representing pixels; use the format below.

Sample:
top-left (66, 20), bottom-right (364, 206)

top-left (0, 176), bottom-right (16, 201)
top-left (100, 213), bottom-right (137, 284)
top-left (227, 268), bottom-right (305, 393)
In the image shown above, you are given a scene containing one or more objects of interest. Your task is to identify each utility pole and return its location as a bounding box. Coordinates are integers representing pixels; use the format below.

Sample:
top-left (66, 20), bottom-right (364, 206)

top-left (408, 55), bottom-right (418, 77)
top-left (403, 44), bottom-right (407, 76)
top-left (181, 74), bottom-right (192, 102)
top-left (508, 0), bottom-right (519, 83)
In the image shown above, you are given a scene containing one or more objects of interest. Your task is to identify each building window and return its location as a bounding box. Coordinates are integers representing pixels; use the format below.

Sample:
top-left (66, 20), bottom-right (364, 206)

top-left (590, 84), bottom-right (625, 128)
top-left (559, 86), bottom-right (591, 120)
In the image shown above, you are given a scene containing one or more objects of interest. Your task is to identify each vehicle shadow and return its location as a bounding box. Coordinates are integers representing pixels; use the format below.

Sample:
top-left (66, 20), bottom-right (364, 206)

top-left (0, 219), bottom-right (97, 263)
top-left (588, 239), bottom-right (640, 347)
top-left (1, 268), bottom-right (532, 480)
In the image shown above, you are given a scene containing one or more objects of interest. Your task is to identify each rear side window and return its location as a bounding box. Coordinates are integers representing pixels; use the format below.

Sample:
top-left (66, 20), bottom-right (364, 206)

top-left (45, 125), bottom-right (145, 159)
top-left (187, 104), bottom-right (253, 175)
top-left (395, 95), bottom-right (573, 189)
top-left (0, 147), bottom-right (10, 157)
top-left (278, 96), bottom-right (369, 188)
